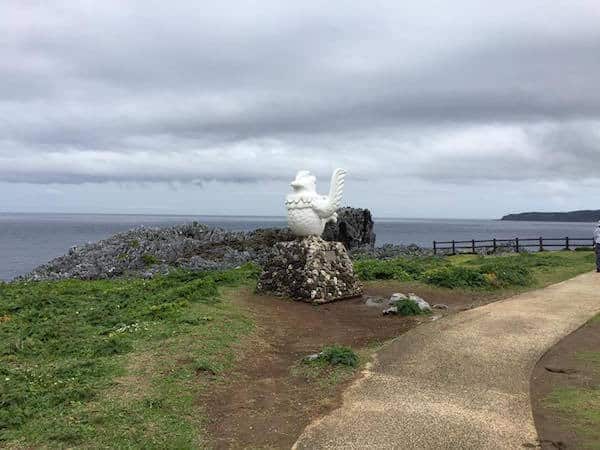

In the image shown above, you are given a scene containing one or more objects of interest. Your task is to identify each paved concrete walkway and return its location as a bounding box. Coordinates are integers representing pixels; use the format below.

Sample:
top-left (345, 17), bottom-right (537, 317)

top-left (294, 272), bottom-right (600, 449)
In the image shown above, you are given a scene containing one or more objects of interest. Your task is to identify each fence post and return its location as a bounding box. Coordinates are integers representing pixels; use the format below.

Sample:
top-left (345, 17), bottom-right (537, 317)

top-left (515, 237), bottom-right (520, 253)
top-left (452, 240), bottom-right (456, 255)
top-left (433, 241), bottom-right (437, 255)
top-left (493, 238), bottom-right (497, 253)
top-left (472, 239), bottom-right (476, 254)
top-left (539, 237), bottom-right (543, 252)
top-left (565, 237), bottom-right (570, 250)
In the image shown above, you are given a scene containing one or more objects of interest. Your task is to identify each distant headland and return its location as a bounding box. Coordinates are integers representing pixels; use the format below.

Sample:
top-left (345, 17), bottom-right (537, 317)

top-left (501, 210), bottom-right (600, 222)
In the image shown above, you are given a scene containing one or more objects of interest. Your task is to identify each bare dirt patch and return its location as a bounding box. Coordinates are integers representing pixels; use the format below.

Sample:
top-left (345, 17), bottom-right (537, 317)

top-left (201, 282), bottom-right (500, 449)
top-left (531, 316), bottom-right (600, 449)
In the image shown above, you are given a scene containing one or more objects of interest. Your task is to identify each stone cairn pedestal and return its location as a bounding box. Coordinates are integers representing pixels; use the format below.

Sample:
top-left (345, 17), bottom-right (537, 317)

top-left (256, 236), bottom-right (363, 304)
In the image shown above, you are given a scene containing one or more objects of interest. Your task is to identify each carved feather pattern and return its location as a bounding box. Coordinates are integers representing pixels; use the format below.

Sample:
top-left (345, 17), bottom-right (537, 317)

top-left (328, 168), bottom-right (347, 210)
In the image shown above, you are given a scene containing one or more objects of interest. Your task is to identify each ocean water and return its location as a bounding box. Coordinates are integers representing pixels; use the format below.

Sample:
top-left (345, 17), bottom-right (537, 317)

top-left (0, 213), bottom-right (595, 281)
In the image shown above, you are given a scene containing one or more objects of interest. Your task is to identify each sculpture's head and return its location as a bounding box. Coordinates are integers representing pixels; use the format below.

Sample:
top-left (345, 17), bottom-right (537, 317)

top-left (290, 170), bottom-right (317, 192)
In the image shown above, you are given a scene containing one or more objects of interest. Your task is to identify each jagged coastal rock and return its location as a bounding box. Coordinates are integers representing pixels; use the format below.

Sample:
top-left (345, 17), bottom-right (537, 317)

top-left (20, 222), bottom-right (270, 281)
top-left (18, 208), bottom-right (379, 282)
top-left (322, 207), bottom-right (376, 249)
top-left (256, 236), bottom-right (363, 303)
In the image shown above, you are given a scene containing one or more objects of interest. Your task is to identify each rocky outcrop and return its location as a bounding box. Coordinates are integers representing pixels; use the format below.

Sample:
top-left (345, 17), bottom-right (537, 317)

top-left (19, 222), bottom-right (258, 281)
top-left (18, 208), bottom-right (377, 282)
top-left (322, 207), bottom-right (375, 249)
top-left (350, 243), bottom-right (432, 259)
top-left (256, 236), bottom-right (363, 304)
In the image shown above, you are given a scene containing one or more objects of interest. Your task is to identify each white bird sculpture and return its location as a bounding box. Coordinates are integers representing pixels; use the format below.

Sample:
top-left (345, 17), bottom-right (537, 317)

top-left (285, 168), bottom-right (347, 236)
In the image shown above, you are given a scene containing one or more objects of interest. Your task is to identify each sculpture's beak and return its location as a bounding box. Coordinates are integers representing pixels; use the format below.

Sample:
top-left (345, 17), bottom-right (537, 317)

top-left (290, 179), bottom-right (302, 188)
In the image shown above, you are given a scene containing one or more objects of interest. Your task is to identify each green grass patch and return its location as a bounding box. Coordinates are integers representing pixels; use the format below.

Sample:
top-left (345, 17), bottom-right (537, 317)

top-left (544, 387), bottom-right (600, 448)
top-left (141, 253), bottom-right (160, 266)
top-left (354, 251), bottom-right (594, 291)
top-left (576, 351), bottom-right (600, 366)
top-left (316, 345), bottom-right (359, 367)
top-left (354, 259), bottom-right (412, 281)
top-left (422, 265), bottom-right (488, 289)
top-left (294, 345), bottom-right (360, 389)
top-left (0, 263), bottom-right (259, 448)
top-left (543, 314), bottom-right (600, 449)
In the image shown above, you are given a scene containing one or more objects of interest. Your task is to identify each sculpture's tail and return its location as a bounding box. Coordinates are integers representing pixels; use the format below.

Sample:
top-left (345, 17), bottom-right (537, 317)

top-left (328, 168), bottom-right (347, 210)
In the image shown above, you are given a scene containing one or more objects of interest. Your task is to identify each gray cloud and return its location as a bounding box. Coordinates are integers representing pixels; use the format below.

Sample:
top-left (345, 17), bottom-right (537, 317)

top-left (1, 0), bottom-right (600, 188)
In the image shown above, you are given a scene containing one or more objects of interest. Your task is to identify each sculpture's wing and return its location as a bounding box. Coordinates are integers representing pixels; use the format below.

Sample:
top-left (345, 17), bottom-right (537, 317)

top-left (313, 168), bottom-right (346, 219)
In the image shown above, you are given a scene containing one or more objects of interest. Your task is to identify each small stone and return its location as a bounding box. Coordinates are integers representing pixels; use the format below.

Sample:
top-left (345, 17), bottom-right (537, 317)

top-left (365, 296), bottom-right (385, 307)
top-left (433, 304), bottom-right (449, 310)
top-left (383, 306), bottom-right (398, 315)
top-left (408, 293), bottom-right (432, 311)
top-left (303, 352), bottom-right (324, 362)
top-left (390, 293), bottom-right (408, 303)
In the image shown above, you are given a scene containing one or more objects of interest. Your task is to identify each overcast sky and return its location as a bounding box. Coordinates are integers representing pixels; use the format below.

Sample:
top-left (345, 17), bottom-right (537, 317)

top-left (1, 0), bottom-right (599, 218)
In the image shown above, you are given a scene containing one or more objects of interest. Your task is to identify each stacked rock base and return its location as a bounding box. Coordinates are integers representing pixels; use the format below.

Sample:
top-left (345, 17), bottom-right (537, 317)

top-left (256, 236), bottom-right (363, 304)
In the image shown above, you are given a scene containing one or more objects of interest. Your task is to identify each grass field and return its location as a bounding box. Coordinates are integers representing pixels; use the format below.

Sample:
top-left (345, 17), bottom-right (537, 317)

top-left (0, 251), bottom-right (595, 448)
top-left (542, 312), bottom-right (600, 449)
top-left (0, 265), bottom-right (258, 448)
top-left (356, 250), bottom-right (595, 292)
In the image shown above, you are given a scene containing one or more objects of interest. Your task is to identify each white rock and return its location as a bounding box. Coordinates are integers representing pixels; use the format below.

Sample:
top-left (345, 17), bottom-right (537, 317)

top-left (303, 352), bottom-right (324, 362)
top-left (383, 306), bottom-right (398, 315)
top-left (388, 292), bottom-right (408, 305)
top-left (408, 293), bottom-right (432, 311)
top-left (389, 293), bottom-right (408, 304)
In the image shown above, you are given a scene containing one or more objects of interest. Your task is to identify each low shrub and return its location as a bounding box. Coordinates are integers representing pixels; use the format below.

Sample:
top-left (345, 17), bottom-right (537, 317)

top-left (354, 259), bottom-right (427, 281)
top-left (312, 345), bottom-right (359, 367)
top-left (422, 266), bottom-right (487, 289)
top-left (393, 257), bottom-right (449, 278)
top-left (141, 253), bottom-right (159, 266)
top-left (477, 260), bottom-right (534, 287)
top-left (354, 252), bottom-right (592, 290)
top-left (391, 299), bottom-right (425, 316)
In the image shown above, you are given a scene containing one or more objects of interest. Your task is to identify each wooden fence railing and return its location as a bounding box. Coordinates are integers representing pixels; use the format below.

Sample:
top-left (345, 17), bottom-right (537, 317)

top-left (433, 237), bottom-right (595, 255)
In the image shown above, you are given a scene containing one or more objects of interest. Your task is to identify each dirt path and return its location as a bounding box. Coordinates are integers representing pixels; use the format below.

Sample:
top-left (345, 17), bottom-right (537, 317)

top-left (293, 272), bottom-right (600, 450)
top-left (200, 282), bottom-right (491, 449)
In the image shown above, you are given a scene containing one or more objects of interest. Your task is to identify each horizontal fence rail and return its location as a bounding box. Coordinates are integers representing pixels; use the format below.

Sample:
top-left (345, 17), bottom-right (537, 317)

top-left (433, 237), bottom-right (595, 255)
